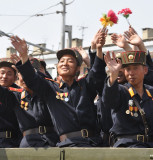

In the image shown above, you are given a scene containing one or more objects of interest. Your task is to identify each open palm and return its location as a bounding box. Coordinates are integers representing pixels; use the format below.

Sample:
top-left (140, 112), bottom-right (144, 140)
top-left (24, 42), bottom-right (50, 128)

top-left (124, 31), bottom-right (142, 46)
top-left (104, 52), bottom-right (122, 74)
top-left (111, 34), bottom-right (127, 48)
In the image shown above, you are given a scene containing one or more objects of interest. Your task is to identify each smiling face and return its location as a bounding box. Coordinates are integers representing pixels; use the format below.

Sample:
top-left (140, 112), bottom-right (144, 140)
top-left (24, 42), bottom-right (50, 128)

top-left (57, 54), bottom-right (80, 77)
top-left (124, 64), bottom-right (148, 87)
top-left (0, 67), bottom-right (16, 87)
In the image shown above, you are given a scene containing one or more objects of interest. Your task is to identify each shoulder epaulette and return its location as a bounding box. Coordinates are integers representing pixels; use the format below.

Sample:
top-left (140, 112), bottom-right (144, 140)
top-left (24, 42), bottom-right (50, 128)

top-left (128, 87), bottom-right (135, 97)
top-left (45, 77), bottom-right (59, 85)
top-left (146, 89), bottom-right (152, 98)
top-left (9, 87), bottom-right (23, 93)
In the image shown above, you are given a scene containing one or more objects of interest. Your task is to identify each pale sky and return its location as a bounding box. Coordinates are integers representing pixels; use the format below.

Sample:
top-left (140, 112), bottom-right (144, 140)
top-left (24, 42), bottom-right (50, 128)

top-left (0, 0), bottom-right (153, 58)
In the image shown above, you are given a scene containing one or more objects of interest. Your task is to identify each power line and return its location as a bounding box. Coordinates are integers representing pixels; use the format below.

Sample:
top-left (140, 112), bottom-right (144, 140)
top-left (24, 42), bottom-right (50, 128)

top-left (8, 2), bottom-right (61, 32)
top-left (0, 2), bottom-right (61, 17)
top-left (9, 16), bottom-right (34, 32)
top-left (0, 14), bottom-right (31, 17)
top-left (34, 2), bottom-right (61, 14)
top-left (66, 0), bottom-right (75, 5)
top-left (35, 12), bottom-right (57, 16)
top-left (0, 12), bottom-right (57, 17)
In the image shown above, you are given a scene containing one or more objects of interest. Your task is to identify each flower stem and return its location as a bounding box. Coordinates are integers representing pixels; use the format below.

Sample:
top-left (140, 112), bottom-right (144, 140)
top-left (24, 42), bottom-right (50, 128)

top-left (126, 18), bottom-right (130, 26)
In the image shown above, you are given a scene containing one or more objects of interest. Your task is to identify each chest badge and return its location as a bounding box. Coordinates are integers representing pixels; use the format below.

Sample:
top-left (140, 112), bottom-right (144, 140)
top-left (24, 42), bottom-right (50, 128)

top-left (126, 99), bottom-right (138, 117)
top-left (64, 92), bottom-right (69, 102)
top-left (56, 91), bottom-right (69, 102)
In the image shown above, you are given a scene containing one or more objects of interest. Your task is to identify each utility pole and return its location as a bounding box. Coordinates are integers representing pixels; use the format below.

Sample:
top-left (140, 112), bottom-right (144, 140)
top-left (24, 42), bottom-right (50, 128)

top-left (61, 0), bottom-right (66, 49)
top-left (57, 0), bottom-right (74, 49)
top-left (78, 26), bottom-right (88, 41)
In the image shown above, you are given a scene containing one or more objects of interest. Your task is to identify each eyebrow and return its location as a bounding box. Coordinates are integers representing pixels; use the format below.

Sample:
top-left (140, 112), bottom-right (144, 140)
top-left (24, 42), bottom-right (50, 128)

top-left (0, 70), bottom-right (14, 74)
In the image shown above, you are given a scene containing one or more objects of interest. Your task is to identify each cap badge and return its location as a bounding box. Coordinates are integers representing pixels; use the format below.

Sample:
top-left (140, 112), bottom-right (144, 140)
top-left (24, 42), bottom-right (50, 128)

top-left (116, 53), bottom-right (121, 58)
top-left (128, 54), bottom-right (134, 60)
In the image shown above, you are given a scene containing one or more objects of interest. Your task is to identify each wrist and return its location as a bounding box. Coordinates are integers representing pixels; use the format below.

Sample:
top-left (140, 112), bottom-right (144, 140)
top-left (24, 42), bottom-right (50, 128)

top-left (96, 48), bottom-right (103, 60)
top-left (123, 43), bottom-right (132, 51)
top-left (91, 42), bottom-right (96, 50)
top-left (137, 42), bottom-right (147, 52)
top-left (21, 56), bottom-right (29, 64)
top-left (109, 73), bottom-right (118, 85)
top-left (91, 48), bottom-right (96, 52)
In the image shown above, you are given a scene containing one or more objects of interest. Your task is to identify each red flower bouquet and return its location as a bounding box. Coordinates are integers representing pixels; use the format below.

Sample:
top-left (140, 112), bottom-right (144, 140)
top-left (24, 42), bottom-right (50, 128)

top-left (100, 10), bottom-right (118, 27)
top-left (118, 8), bottom-right (132, 25)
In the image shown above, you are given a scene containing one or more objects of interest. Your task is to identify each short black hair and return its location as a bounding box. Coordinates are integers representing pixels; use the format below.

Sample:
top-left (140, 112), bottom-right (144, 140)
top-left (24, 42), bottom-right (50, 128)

top-left (0, 61), bottom-right (16, 75)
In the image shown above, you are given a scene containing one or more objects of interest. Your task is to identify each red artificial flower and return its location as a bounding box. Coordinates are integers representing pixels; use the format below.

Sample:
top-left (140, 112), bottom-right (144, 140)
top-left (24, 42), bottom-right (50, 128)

top-left (118, 8), bottom-right (132, 18)
top-left (107, 10), bottom-right (118, 24)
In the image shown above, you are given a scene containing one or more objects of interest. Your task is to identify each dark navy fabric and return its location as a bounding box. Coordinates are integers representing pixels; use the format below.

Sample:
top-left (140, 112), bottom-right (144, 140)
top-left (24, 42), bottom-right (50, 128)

top-left (16, 56), bottom-right (106, 146)
top-left (12, 86), bottom-right (59, 147)
top-left (0, 86), bottom-right (21, 148)
top-left (144, 51), bottom-right (153, 86)
top-left (102, 78), bottom-right (153, 147)
top-left (96, 97), bottom-right (112, 146)
top-left (88, 47), bottom-right (96, 70)
top-left (89, 48), bottom-right (112, 146)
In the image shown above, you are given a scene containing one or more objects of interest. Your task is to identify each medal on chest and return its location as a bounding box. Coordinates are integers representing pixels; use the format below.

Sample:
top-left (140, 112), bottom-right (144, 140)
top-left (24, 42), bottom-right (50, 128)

top-left (64, 92), bottom-right (69, 102)
top-left (56, 92), bottom-right (60, 99)
top-left (20, 91), bottom-right (29, 111)
top-left (126, 99), bottom-right (138, 117)
top-left (56, 91), bottom-right (69, 102)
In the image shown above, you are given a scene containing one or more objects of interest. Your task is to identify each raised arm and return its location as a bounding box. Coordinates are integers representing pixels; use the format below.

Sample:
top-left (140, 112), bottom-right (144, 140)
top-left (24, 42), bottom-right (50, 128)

top-left (10, 36), bottom-right (29, 64)
top-left (96, 27), bottom-right (108, 59)
top-left (104, 51), bottom-right (122, 85)
top-left (75, 46), bottom-right (90, 68)
top-left (89, 29), bottom-right (102, 69)
top-left (111, 33), bottom-right (132, 51)
top-left (10, 36), bottom-right (55, 102)
top-left (124, 27), bottom-right (147, 53)
top-left (84, 28), bottom-right (107, 97)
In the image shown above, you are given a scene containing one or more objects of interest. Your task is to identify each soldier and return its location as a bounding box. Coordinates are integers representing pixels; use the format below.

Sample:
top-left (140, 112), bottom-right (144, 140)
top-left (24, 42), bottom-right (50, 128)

top-left (91, 26), bottom-right (153, 146)
top-left (9, 54), bottom-right (59, 147)
top-left (103, 50), bottom-right (153, 147)
top-left (10, 28), bottom-right (107, 147)
top-left (0, 61), bottom-right (21, 147)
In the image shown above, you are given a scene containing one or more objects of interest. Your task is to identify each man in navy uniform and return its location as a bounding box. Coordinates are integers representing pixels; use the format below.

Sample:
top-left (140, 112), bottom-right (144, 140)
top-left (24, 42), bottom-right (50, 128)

top-left (10, 72), bottom-right (59, 148)
top-left (0, 61), bottom-right (21, 147)
top-left (10, 28), bottom-right (107, 147)
top-left (9, 55), bottom-right (59, 147)
top-left (103, 50), bottom-right (153, 148)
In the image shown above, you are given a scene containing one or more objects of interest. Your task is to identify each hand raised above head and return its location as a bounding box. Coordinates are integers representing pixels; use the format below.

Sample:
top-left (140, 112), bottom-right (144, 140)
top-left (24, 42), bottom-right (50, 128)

top-left (104, 51), bottom-right (122, 85)
top-left (129, 25), bottom-right (137, 35)
top-left (96, 27), bottom-right (108, 49)
top-left (91, 28), bottom-right (103, 49)
top-left (10, 36), bottom-right (29, 64)
top-left (111, 33), bottom-right (127, 48)
top-left (124, 30), bottom-right (142, 46)
top-left (73, 46), bottom-right (90, 68)
top-left (104, 51), bottom-right (122, 74)
top-left (10, 53), bottom-right (21, 65)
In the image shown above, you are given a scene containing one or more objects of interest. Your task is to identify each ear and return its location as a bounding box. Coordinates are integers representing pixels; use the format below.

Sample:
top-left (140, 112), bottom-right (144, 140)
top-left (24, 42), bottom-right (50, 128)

top-left (144, 66), bottom-right (148, 75)
top-left (15, 74), bottom-right (18, 81)
top-left (76, 66), bottom-right (80, 73)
